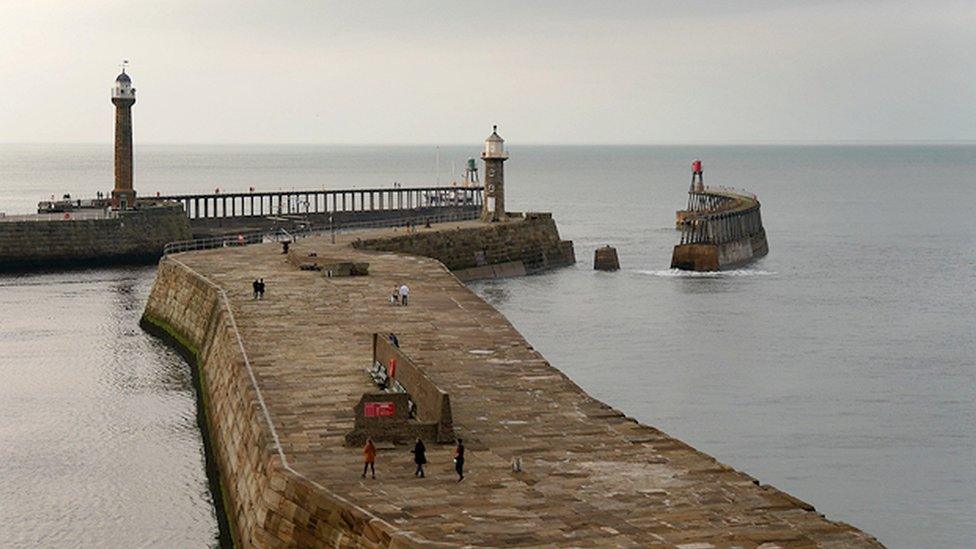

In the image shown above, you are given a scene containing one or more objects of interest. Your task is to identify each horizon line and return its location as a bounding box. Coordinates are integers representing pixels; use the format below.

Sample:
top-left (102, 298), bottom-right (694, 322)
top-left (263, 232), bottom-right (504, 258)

top-left (2, 139), bottom-right (975, 147)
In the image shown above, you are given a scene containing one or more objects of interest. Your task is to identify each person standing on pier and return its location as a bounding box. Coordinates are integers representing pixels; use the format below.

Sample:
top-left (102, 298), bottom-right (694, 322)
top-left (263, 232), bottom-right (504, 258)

top-left (399, 283), bottom-right (409, 306)
top-left (258, 278), bottom-right (266, 299)
top-left (411, 438), bottom-right (427, 477)
top-left (391, 285), bottom-right (400, 305)
top-left (454, 438), bottom-right (465, 482)
top-left (362, 438), bottom-right (376, 479)
top-left (252, 279), bottom-right (260, 300)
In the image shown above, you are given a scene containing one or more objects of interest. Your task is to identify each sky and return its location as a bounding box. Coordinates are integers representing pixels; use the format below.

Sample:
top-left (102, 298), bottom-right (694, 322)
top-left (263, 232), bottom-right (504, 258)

top-left (1, 0), bottom-right (974, 144)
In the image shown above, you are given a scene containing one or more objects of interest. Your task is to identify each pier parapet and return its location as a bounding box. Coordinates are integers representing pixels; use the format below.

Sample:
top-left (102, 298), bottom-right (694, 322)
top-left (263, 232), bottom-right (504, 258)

top-left (346, 334), bottom-right (455, 445)
top-left (351, 212), bottom-right (575, 281)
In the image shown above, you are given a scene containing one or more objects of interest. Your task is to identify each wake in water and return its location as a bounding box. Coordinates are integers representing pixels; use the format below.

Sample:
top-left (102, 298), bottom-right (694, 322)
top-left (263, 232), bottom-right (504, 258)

top-left (636, 268), bottom-right (776, 278)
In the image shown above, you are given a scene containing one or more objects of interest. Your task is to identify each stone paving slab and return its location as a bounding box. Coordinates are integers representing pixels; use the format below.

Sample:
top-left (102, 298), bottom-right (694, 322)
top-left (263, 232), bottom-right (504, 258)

top-left (175, 220), bottom-right (882, 547)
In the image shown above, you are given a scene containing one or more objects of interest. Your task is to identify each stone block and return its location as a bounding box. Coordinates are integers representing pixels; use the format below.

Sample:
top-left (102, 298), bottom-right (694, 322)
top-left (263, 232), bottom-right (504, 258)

top-left (594, 245), bottom-right (620, 271)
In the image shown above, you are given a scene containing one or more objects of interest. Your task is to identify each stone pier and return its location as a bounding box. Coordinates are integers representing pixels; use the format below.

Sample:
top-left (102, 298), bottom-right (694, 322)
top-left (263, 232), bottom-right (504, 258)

top-left (142, 216), bottom-right (880, 547)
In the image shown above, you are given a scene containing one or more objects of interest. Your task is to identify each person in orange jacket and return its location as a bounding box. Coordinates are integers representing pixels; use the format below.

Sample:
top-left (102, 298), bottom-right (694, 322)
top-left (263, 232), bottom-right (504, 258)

top-left (362, 438), bottom-right (376, 479)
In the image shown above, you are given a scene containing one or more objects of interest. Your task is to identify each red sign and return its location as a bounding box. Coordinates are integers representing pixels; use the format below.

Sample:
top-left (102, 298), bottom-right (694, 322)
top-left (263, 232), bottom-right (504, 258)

top-left (364, 402), bottom-right (396, 418)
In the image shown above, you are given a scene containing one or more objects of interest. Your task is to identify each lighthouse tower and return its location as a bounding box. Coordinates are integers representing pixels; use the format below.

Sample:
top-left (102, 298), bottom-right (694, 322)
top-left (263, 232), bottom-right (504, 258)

top-left (111, 66), bottom-right (136, 210)
top-left (481, 125), bottom-right (508, 222)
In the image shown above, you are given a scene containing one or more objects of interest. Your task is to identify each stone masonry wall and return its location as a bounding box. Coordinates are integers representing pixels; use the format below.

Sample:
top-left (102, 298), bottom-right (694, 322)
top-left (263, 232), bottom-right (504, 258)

top-left (188, 205), bottom-right (479, 238)
top-left (373, 334), bottom-right (454, 441)
top-left (671, 228), bottom-right (769, 271)
top-left (0, 205), bottom-right (191, 270)
top-left (142, 257), bottom-right (414, 548)
top-left (351, 213), bottom-right (574, 275)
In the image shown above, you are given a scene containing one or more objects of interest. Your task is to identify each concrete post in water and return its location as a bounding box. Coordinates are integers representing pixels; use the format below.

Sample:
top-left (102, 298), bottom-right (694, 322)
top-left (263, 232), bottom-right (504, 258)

top-left (111, 63), bottom-right (136, 210)
top-left (481, 125), bottom-right (509, 222)
top-left (594, 245), bottom-right (620, 271)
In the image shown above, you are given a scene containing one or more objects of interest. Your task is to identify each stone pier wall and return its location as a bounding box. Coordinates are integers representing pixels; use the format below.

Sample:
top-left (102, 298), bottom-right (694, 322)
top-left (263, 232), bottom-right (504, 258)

top-left (352, 213), bottom-right (575, 280)
top-left (139, 217), bottom-right (574, 546)
top-left (670, 229), bottom-right (770, 272)
top-left (0, 205), bottom-right (191, 271)
top-left (141, 258), bottom-right (408, 547)
top-left (141, 218), bottom-right (881, 547)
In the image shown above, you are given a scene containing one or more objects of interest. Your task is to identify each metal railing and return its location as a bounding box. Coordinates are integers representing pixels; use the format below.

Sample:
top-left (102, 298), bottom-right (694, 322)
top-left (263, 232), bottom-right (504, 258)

top-left (679, 204), bottom-right (764, 245)
top-left (163, 209), bottom-right (481, 255)
top-left (156, 185), bottom-right (484, 220)
top-left (704, 185), bottom-right (758, 200)
top-left (685, 185), bottom-right (760, 214)
top-left (0, 209), bottom-right (119, 223)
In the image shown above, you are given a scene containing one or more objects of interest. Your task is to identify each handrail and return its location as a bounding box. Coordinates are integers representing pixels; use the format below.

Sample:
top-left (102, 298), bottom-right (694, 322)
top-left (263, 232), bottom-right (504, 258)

top-left (702, 185), bottom-right (758, 200)
top-left (163, 210), bottom-right (481, 255)
top-left (0, 210), bottom-right (119, 222)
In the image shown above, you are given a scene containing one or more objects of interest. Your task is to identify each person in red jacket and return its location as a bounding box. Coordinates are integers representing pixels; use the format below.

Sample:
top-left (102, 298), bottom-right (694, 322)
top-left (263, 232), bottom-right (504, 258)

top-left (362, 438), bottom-right (376, 479)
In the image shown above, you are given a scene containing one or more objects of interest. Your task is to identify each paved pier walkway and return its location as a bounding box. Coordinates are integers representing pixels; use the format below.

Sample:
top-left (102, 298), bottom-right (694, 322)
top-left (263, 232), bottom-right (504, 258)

top-left (172, 221), bottom-right (880, 547)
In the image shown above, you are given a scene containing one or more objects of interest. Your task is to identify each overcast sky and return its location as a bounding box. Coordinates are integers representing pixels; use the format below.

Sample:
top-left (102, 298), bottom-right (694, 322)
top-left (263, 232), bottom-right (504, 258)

top-left (1, 0), bottom-right (974, 144)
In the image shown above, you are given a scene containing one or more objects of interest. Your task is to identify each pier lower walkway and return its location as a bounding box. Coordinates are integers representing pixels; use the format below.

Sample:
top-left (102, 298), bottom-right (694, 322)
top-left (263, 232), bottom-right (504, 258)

top-left (159, 219), bottom-right (879, 547)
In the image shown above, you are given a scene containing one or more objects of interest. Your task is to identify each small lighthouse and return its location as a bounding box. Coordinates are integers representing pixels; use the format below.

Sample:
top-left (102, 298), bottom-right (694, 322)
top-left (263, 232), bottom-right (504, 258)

top-left (111, 63), bottom-right (136, 210)
top-left (481, 125), bottom-right (508, 222)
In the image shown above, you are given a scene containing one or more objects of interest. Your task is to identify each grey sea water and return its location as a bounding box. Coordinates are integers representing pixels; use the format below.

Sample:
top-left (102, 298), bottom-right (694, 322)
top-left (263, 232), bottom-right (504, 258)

top-left (1, 144), bottom-right (974, 547)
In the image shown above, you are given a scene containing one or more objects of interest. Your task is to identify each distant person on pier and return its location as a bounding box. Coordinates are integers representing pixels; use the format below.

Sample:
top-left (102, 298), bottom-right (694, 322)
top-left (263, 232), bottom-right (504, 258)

top-left (454, 438), bottom-right (465, 482)
top-left (362, 438), bottom-right (376, 479)
top-left (390, 286), bottom-right (400, 305)
top-left (399, 283), bottom-right (409, 306)
top-left (411, 438), bottom-right (427, 477)
top-left (252, 279), bottom-right (260, 300)
top-left (258, 278), bottom-right (266, 299)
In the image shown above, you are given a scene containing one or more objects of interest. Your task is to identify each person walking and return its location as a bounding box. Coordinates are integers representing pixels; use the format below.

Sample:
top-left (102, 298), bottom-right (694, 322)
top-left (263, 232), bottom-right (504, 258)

top-left (411, 438), bottom-right (427, 478)
top-left (454, 438), bottom-right (465, 482)
top-left (362, 438), bottom-right (376, 479)
top-left (399, 283), bottom-right (409, 306)
top-left (252, 279), bottom-right (260, 300)
top-left (390, 285), bottom-right (400, 305)
top-left (258, 278), bottom-right (266, 299)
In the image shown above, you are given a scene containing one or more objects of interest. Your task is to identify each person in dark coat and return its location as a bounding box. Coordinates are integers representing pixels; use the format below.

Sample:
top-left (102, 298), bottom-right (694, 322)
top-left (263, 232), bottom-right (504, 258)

top-left (252, 279), bottom-right (259, 300)
top-left (454, 438), bottom-right (465, 482)
top-left (411, 438), bottom-right (427, 478)
top-left (258, 278), bottom-right (266, 299)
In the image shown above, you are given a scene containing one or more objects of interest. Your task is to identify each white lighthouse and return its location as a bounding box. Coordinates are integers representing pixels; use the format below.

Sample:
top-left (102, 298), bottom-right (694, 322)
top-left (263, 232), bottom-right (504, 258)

top-left (481, 125), bottom-right (509, 222)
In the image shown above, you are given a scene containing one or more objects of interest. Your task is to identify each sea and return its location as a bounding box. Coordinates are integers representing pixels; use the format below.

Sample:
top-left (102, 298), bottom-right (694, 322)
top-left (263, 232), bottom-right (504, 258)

top-left (1, 144), bottom-right (973, 548)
